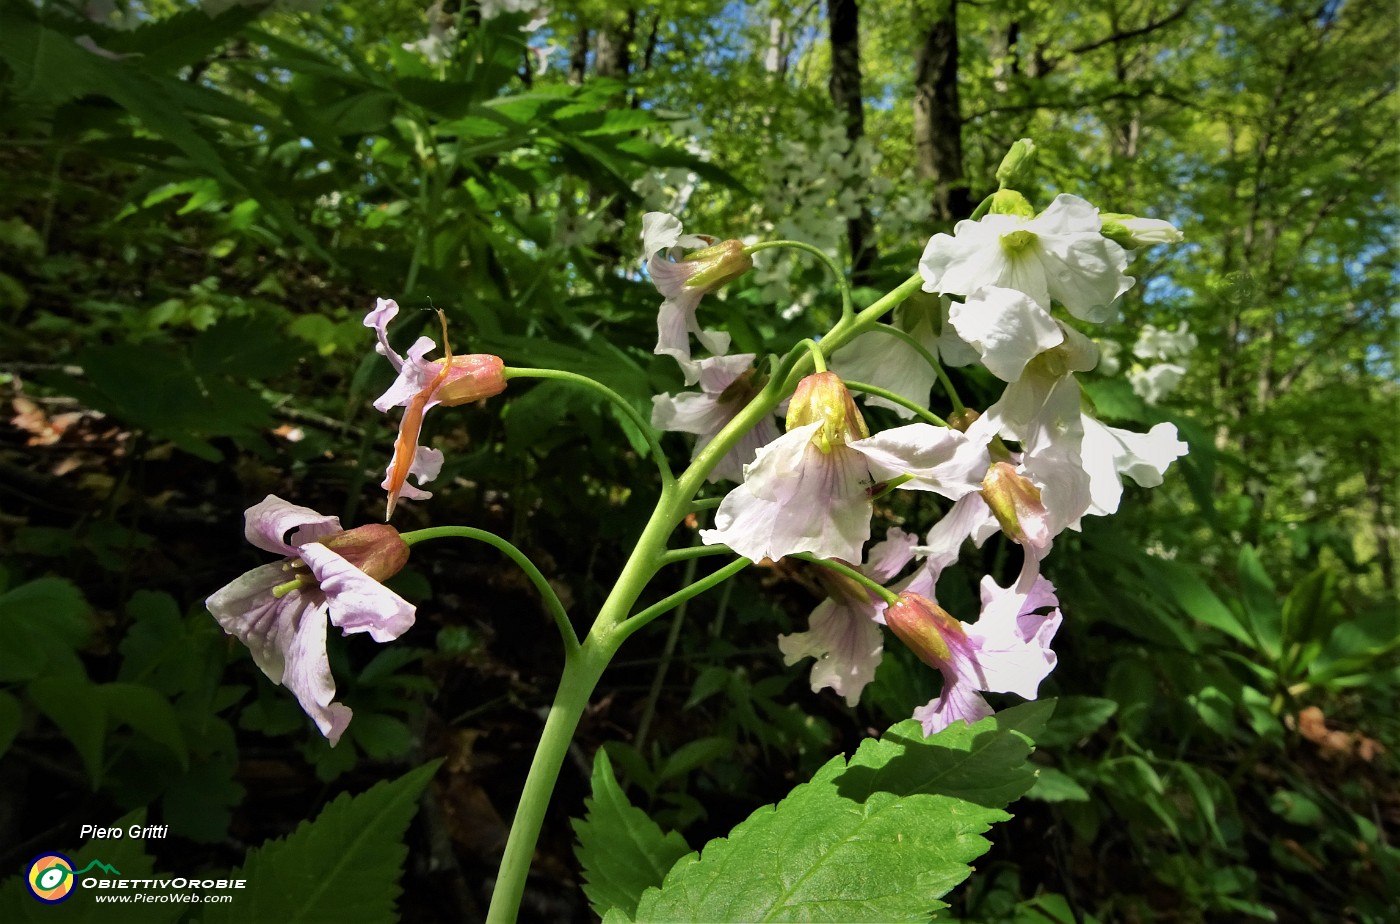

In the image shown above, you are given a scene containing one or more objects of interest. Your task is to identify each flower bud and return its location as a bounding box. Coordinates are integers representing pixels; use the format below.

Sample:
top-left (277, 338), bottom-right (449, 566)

top-left (682, 239), bottom-right (753, 292)
top-left (1099, 213), bottom-right (1184, 248)
top-left (884, 592), bottom-right (963, 670)
top-left (320, 524), bottom-right (411, 583)
top-left (433, 353), bottom-right (508, 407)
top-left (786, 372), bottom-right (868, 454)
top-left (813, 561), bottom-right (870, 606)
top-left (989, 189), bottom-right (1036, 220)
top-left (995, 138), bottom-right (1037, 189)
top-left (980, 461), bottom-right (1049, 548)
top-left (947, 407), bottom-right (981, 433)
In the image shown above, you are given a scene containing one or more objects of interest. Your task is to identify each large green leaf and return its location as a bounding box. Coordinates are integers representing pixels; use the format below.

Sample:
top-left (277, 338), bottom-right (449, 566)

top-left (626, 702), bottom-right (1051, 922)
top-left (202, 761), bottom-right (440, 924)
top-left (573, 749), bottom-right (692, 919)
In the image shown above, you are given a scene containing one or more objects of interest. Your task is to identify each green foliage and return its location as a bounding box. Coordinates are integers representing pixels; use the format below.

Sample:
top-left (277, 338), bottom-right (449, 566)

top-left (202, 761), bottom-right (440, 924)
top-left (609, 702), bottom-right (1050, 922)
top-left (574, 749), bottom-right (693, 919)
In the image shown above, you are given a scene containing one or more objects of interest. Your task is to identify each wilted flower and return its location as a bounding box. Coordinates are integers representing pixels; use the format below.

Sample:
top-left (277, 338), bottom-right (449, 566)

top-left (778, 528), bottom-right (919, 706)
top-left (365, 298), bottom-right (507, 518)
top-left (205, 496), bottom-right (415, 746)
top-left (650, 353), bottom-right (779, 482)
top-left (885, 578), bottom-right (1061, 736)
top-left (920, 194), bottom-right (1133, 323)
top-left (642, 212), bottom-right (751, 383)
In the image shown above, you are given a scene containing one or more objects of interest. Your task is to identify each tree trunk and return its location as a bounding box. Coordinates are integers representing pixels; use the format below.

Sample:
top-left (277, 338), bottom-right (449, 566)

top-left (827, 0), bottom-right (877, 282)
top-left (912, 0), bottom-right (970, 224)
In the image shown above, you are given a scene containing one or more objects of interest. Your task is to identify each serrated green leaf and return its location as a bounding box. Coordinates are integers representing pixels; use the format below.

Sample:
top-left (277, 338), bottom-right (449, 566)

top-left (573, 750), bottom-right (691, 919)
top-left (202, 761), bottom-right (440, 924)
top-left (630, 704), bottom-right (1047, 922)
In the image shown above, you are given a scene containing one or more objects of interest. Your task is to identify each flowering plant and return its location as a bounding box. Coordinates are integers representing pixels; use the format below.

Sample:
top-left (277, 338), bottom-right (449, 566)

top-left (206, 140), bottom-right (1186, 921)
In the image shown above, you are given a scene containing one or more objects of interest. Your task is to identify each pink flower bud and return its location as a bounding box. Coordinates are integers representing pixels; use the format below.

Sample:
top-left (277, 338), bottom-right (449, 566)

top-left (319, 524), bottom-right (410, 583)
top-left (786, 372), bottom-right (869, 454)
top-left (980, 461), bottom-right (1050, 547)
top-left (884, 592), bottom-right (964, 670)
top-left (433, 354), bottom-right (507, 407)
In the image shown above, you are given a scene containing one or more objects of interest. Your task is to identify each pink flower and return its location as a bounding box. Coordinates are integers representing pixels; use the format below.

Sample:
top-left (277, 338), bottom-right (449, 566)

top-left (365, 298), bottom-right (507, 519)
top-left (778, 528), bottom-right (919, 706)
top-left (650, 353), bottom-right (780, 483)
top-left (205, 496), bottom-right (416, 746)
top-left (886, 575), bottom-right (1061, 736)
top-left (642, 212), bottom-right (751, 383)
top-left (701, 373), bottom-right (987, 563)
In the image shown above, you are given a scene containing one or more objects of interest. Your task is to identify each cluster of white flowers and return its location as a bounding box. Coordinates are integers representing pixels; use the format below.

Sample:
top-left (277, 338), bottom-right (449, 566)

top-left (1128, 321), bottom-right (1197, 404)
top-left (639, 166), bottom-right (1188, 735)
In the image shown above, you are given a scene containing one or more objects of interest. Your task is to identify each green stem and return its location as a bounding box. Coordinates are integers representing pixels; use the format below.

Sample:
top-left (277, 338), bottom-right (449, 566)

top-left (506, 367), bottom-right (674, 486)
top-left (634, 551), bottom-right (699, 751)
top-left (689, 496), bottom-right (724, 512)
top-left (844, 380), bottom-right (949, 427)
top-left (486, 645), bottom-right (609, 924)
top-left (658, 545), bottom-right (733, 566)
top-left (870, 322), bottom-right (966, 413)
top-left (798, 338), bottom-right (828, 373)
top-left (746, 239), bottom-right (853, 319)
top-left (617, 558), bottom-right (752, 644)
top-left (793, 554), bottom-right (901, 605)
top-left (968, 192), bottom-right (996, 221)
top-left (401, 526), bottom-right (578, 654)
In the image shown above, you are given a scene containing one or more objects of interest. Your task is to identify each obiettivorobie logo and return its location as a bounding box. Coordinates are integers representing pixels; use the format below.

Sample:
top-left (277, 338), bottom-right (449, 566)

top-left (25, 854), bottom-right (121, 904)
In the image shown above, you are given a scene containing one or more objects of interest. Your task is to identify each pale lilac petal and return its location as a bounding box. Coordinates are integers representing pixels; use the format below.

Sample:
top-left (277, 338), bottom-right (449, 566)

top-left (778, 598), bottom-right (884, 706)
top-left (914, 683), bottom-right (993, 736)
top-left (206, 564), bottom-right (352, 746)
top-left (849, 424), bottom-right (988, 499)
top-left (364, 297), bottom-right (404, 370)
top-left (244, 495), bottom-right (342, 556)
top-left (694, 353), bottom-right (757, 393)
top-left (695, 416), bottom-right (780, 484)
top-left (949, 286), bottom-right (1064, 382)
top-left (373, 336), bottom-right (439, 412)
top-left (958, 574), bottom-right (1062, 699)
top-left (648, 252), bottom-right (696, 299)
top-left (300, 544), bottom-right (416, 643)
top-left (1082, 418), bottom-right (1187, 516)
top-left (700, 425), bottom-right (872, 562)
top-left (651, 390), bottom-right (732, 436)
top-left (863, 526), bottom-right (919, 584)
top-left (894, 495), bottom-right (997, 606)
top-left (382, 446), bottom-right (444, 503)
top-left (278, 595), bottom-right (353, 746)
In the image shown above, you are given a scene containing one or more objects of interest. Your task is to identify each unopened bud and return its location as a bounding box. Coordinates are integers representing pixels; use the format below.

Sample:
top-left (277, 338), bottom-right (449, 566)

top-left (884, 592), bottom-right (963, 669)
top-left (989, 189), bottom-right (1036, 220)
top-left (980, 462), bottom-right (1049, 548)
top-left (995, 138), bottom-right (1037, 189)
top-left (320, 524), bottom-right (411, 583)
top-left (786, 372), bottom-right (868, 453)
top-left (683, 239), bottom-right (753, 292)
top-left (947, 408), bottom-right (981, 432)
top-left (433, 354), bottom-right (508, 407)
top-left (1099, 213), bottom-right (1184, 248)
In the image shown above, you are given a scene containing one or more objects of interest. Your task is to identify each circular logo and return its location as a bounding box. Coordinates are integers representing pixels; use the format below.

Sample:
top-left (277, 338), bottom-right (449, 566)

top-left (26, 853), bottom-right (76, 904)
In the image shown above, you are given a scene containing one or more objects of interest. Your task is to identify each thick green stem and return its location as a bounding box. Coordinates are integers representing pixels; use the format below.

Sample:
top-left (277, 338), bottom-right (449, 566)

top-left (485, 644), bottom-right (610, 924)
top-left (506, 367), bottom-right (674, 486)
top-left (793, 554), bottom-right (901, 605)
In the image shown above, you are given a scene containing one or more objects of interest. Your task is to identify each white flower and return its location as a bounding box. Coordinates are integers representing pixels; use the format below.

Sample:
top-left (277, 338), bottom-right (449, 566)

top-left (1081, 419), bottom-right (1189, 517)
top-left (920, 194), bottom-right (1133, 323)
top-left (947, 286), bottom-right (1065, 382)
top-left (1128, 362), bottom-right (1187, 404)
top-left (1133, 322), bottom-right (1197, 361)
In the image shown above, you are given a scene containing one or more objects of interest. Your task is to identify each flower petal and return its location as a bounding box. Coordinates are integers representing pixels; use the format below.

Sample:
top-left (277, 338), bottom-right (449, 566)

top-left (778, 598), bottom-right (884, 707)
top-left (849, 424), bottom-right (988, 499)
top-left (300, 543), bottom-right (416, 643)
top-left (948, 286), bottom-right (1064, 382)
top-left (244, 495), bottom-right (342, 556)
